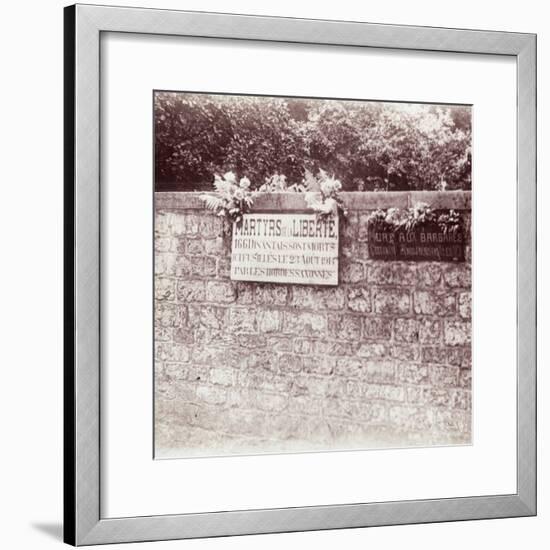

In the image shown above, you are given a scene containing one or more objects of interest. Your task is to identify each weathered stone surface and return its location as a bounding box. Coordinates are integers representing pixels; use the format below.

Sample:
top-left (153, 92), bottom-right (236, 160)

top-left (418, 318), bottom-right (442, 344)
top-left (367, 263), bottom-right (416, 286)
top-left (204, 256), bottom-right (217, 277)
top-left (203, 237), bottom-right (225, 255)
top-left (155, 342), bottom-right (189, 363)
top-left (327, 314), bottom-right (362, 341)
top-left (229, 307), bottom-right (257, 334)
top-left (186, 238), bottom-right (204, 255)
top-left (190, 305), bottom-right (227, 330)
top-left (357, 343), bottom-right (389, 359)
top-left (302, 356), bottom-right (336, 375)
top-left (373, 289), bottom-right (410, 314)
top-left (421, 346), bottom-right (448, 365)
top-left (258, 309), bottom-right (282, 333)
top-left (155, 277), bottom-right (175, 301)
top-left (407, 387), bottom-right (452, 407)
top-left (278, 354), bottom-right (302, 373)
top-left (448, 347), bottom-right (471, 368)
top-left (429, 365), bottom-right (460, 387)
top-left (363, 318), bottom-right (392, 340)
top-left (396, 363), bottom-right (429, 385)
top-left (283, 311), bottom-right (327, 335)
top-left (444, 320), bottom-right (472, 346)
top-left (177, 280), bottom-right (205, 302)
top-left (155, 302), bottom-right (183, 328)
top-left (363, 383), bottom-right (406, 402)
top-left (209, 367), bottom-right (236, 386)
top-left (389, 406), bottom-right (434, 432)
top-left (393, 318), bottom-right (419, 343)
top-left (155, 200), bottom-right (472, 456)
top-left (443, 265), bottom-right (471, 288)
top-left (347, 287), bottom-right (371, 312)
top-left (335, 357), bottom-right (364, 378)
top-left (417, 264), bottom-right (442, 287)
top-left (206, 281), bottom-right (236, 303)
top-left (256, 284), bottom-right (288, 306)
top-left (458, 291), bottom-right (471, 319)
top-left (413, 290), bottom-right (455, 316)
top-left (340, 262), bottom-right (364, 283)
top-left (196, 384), bottom-right (227, 405)
top-left (363, 361), bottom-right (396, 383)
top-left (155, 253), bottom-right (176, 276)
top-left (391, 344), bottom-right (420, 362)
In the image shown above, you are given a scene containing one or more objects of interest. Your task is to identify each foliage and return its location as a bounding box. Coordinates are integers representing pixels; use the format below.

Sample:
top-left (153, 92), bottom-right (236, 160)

top-left (367, 203), bottom-right (462, 234)
top-left (155, 92), bottom-right (472, 192)
top-left (199, 172), bottom-right (255, 225)
top-left (302, 170), bottom-right (348, 218)
top-left (257, 174), bottom-right (306, 193)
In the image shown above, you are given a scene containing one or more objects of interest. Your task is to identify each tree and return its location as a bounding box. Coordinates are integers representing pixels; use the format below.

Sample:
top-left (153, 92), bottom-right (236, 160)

top-left (154, 93), bottom-right (472, 192)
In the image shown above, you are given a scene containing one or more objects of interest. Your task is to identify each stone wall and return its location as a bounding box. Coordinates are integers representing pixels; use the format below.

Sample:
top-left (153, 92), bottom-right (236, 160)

top-left (154, 191), bottom-right (472, 457)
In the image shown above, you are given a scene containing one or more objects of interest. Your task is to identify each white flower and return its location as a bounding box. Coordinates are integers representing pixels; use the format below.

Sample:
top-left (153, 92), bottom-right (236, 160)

top-left (223, 171), bottom-right (237, 184)
top-left (233, 188), bottom-right (245, 201)
top-left (322, 197), bottom-right (338, 214)
top-left (320, 177), bottom-right (342, 196)
top-left (239, 177), bottom-right (251, 189)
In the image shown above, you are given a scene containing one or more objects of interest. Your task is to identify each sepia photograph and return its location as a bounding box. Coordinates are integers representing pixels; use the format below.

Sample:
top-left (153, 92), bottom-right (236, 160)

top-left (153, 91), bottom-right (472, 458)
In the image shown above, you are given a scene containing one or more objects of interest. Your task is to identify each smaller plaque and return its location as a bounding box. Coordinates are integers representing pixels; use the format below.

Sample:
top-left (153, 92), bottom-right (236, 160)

top-left (368, 223), bottom-right (465, 262)
top-left (231, 213), bottom-right (339, 285)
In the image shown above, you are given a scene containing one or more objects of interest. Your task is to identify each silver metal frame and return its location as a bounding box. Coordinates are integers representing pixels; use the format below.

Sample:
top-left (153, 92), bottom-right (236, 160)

top-left (64, 3), bottom-right (536, 545)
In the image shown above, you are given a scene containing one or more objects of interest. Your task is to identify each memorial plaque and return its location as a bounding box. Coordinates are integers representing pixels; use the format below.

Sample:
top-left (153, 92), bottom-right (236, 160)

top-left (368, 223), bottom-right (465, 262)
top-left (231, 213), bottom-right (339, 285)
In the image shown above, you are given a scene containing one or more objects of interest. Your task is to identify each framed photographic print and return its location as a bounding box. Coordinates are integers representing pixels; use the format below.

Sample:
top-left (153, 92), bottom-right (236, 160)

top-left (64, 3), bottom-right (536, 546)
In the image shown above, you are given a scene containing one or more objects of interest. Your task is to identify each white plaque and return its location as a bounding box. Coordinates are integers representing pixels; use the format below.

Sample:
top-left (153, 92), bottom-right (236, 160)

top-left (230, 213), bottom-right (339, 285)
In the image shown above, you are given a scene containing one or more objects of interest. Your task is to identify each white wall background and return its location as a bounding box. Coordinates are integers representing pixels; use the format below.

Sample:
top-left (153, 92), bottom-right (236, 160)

top-left (0, 0), bottom-right (546, 549)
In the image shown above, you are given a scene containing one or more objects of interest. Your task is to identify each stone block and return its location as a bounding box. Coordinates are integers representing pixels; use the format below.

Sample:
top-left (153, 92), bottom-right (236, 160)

top-left (196, 384), bottom-right (227, 405)
top-left (444, 320), bottom-right (472, 346)
top-left (413, 290), bottom-right (455, 316)
top-left (327, 314), bottom-right (362, 341)
top-left (363, 361), bottom-right (396, 383)
top-left (357, 343), bottom-right (389, 359)
top-left (302, 356), bottom-right (336, 375)
top-left (430, 365), bottom-right (460, 387)
top-left (396, 363), bottom-right (429, 384)
top-left (443, 265), bottom-right (471, 288)
top-left (367, 263), bottom-right (416, 286)
top-left (176, 280), bottom-right (205, 303)
top-left (209, 367), bottom-right (235, 386)
top-left (335, 357), bottom-right (364, 377)
top-left (155, 277), bottom-right (175, 301)
top-left (373, 289), bottom-right (410, 314)
top-left (418, 318), bottom-right (442, 344)
top-left (186, 238), bottom-right (204, 255)
top-left (389, 406), bottom-right (434, 432)
top-left (458, 291), bottom-right (471, 319)
top-left (229, 307), bottom-right (257, 333)
top-left (256, 284), bottom-right (288, 306)
top-left (393, 318), bottom-right (419, 343)
top-left (205, 281), bottom-right (236, 303)
top-left (340, 262), bottom-right (365, 283)
top-left (421, 346), bottom-right (448, 365)
top-left (155, 302), bottom-right (183, 328)
top-left (391, 344), bottom-right (420, 362)
top-left (283, 311), bottom-right (327, 336)
top-left (258, 309), bottom-right (282, 333)
top-left (362, 317), bottom-right (392, 340)
top-left (347, 287), bottom-right (371, 313)
top-left (417, 264), bottom-right (442, 287)
top-left (278, 353), bottom-right (302, 373)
